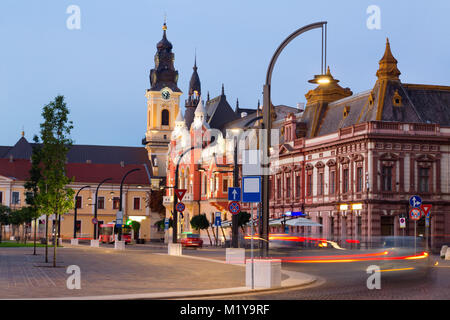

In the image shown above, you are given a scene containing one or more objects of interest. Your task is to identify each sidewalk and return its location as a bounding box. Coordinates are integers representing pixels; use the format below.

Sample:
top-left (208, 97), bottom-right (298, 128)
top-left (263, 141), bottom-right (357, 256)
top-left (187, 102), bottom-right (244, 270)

top-left (0, 244), bottom-right (316, 300)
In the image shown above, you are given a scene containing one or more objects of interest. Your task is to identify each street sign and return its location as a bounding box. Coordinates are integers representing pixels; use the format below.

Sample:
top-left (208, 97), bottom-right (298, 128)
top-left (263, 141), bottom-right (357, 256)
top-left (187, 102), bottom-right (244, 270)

top-left (285, 211), bottom-right (306, 217)
top-left (242, 176), bottom-right (261, 203)
top-left (399, 217), bottom-right (406, 228)
top-left (228, 187), bottom-right (241, 201)
top-left (228, 201), bottom-right (241, 215)
top-left (425, 217), bottom-right (430, 227)
top-left (214, 212), bottom-right (222, 227)
top-left (174, 189), bottom-right (187, 201)
top-left (409, 208), bottom-right (421, 221)
top-left (421, 204), bottom-right (432, 217)
top-left (409, 195), bottom-right (422, 208)
top-left (92, 218), bottom-right (98, 224)
top-left (175, 202), bottom-right (185, 212)
top-left (164, 218), bottom-right (169, 230)
top-left (116, 211), bottom-right (123, 226)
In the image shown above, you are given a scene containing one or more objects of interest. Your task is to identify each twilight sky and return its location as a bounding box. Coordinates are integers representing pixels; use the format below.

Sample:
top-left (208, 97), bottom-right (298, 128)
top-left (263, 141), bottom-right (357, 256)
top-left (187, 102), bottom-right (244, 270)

top-left (0, 0), bottom-right (449, 147)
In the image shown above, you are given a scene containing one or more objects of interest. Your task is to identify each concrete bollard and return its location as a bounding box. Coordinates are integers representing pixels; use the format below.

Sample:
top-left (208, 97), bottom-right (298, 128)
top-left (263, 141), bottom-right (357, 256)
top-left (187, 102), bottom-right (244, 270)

top-left (246, 259), bottom-right (282, 289)
top-left (71, 238), bottom-right (79, 245)
top-left (168, 243), bottom-right (182, 256)
top-left (445, 248), bottom-right (450, 261)
top-left (441, 245), bottom-right (448, 258)
top-left (58, 238), bottom-right (63, 246)
top-left (90, 239), bottom-right (100, 248)
top-left (226, 248), bottom-right (246, 264)
top-left (115, 240), bottom-right (126, 250)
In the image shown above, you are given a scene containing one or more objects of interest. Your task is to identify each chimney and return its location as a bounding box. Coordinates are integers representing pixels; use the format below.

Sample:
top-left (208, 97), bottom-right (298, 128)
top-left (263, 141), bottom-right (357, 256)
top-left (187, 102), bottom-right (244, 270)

top-left (120, 161), bottom-right (125, 167)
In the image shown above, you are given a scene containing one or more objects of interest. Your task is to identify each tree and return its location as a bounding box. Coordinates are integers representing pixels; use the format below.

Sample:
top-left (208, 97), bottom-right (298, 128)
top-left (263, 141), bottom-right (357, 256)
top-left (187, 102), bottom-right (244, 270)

top-left (130, 221), bottom-right (141, 240)
top-left (24, 137), bottom-right (43, 254)
top-left (154, 218), bottom-right (172, 231)
top-left (190, 214), bottom-right (212, 246)
top-left (147, 190), bottom-right (166, 220)
top-left (237, 211), bottom-right (251, 234)
top-left (35, 96), bottom-right (75, 267)
top-left (0, 205), bottom-right (10, 243)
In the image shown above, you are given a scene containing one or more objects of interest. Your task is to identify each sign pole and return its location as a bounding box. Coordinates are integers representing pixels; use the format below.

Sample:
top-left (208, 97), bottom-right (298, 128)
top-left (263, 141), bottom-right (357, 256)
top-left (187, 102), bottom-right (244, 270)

top-left (251, 202), bottom-right (254, 290)
top-left (414, 220), bottom-right (417, 254)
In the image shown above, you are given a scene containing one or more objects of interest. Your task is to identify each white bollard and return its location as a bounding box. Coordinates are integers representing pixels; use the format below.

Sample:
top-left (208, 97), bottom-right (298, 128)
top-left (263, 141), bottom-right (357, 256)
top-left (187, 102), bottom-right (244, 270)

top-left (168, 243), bottom-right (182, 256)
top-left (226, 248), bottom-right (245, 264)
top-left (246, 259), bottom-right (282, 289)
top-left (115, 240), bottom-right (126, 250)
top-left (441, 245), bottom-right (448, 258)
top-left (90, 239), bottom-right (100, 248)
top-left (445, 248), bottom-right (450, 261)
top-left (58, 238), bottom-right (63, 246)
top-left (71, 238), bottom-right (79, 245)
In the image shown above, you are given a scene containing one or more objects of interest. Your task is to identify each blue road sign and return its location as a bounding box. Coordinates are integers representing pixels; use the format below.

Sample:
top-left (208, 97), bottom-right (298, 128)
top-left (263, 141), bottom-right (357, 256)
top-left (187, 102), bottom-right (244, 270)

top-left (228, 187), bottom-right (241, 201)
top-left (409, 195), bottom-right (422, 208)
top-left (242, 176), bottom-right (261, 203)
top-left (285, 211), bottom-right (306, 217)
top-left (214, 213), bottom-right (222, 227)
top-left (164, 218), bottom-right (169, 230)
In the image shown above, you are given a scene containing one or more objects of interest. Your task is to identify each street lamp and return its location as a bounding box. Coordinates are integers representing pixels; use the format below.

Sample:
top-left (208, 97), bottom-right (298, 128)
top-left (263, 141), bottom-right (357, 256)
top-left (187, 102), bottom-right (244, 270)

top-left (118, 168), bottom-right (141, 240)
top-left (73, 185), bottom-right (90, 239)
top-left (261, 21), bottom-right (328, 257)
top-left (93, 178), bottom-right (113, 240)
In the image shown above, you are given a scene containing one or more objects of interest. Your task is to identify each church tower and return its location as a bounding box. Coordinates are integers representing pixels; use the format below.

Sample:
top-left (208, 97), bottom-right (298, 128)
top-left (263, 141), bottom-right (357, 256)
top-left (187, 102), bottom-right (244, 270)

top-left (184, 56), bottom-right (201, 129)
top-left (143, 22), bottom-right (182, 178)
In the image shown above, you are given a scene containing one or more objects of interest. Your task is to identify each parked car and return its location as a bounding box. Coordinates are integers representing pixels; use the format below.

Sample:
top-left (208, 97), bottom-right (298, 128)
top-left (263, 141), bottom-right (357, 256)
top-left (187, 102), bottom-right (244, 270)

top-left (180, 233), bottom-right (203, 248)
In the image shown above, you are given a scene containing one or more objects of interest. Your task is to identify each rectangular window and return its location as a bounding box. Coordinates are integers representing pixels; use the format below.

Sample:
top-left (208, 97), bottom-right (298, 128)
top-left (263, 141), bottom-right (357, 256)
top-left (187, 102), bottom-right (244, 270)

top-left (12, 192), bottom-right (20, 205)
top-left (419, 167), bottom-right (430, 193)
top-left (133, 197), bottom-right (140, 210)
top-left (76, 196), bottom-right (82, 209)
top-left (381, 166), bottom-right (392, 191)
top-left (318, 173), bottom-right (324, 195)
top-left (113, 197), bottom-right (120, 210)
top-left (75, 220), bottom-right (81, 233)
top-left (222, 178), bottom-right (228, 193)
top-left (202, 175), bottom-right (207, 195)
top-left (343, 169), bottom-right (349, 193)
top-left (307, 174), bottom-right (312, 196)
top-left (97, 196), bottom-right (105, 210)
top-left (277, 177), bottom-right (282, 199)
top-left (356, 167), bottom-right (363, 192)
top-left (0, 191), bottom-right (3, 204)
top-left (330, 171), bottom-right (336, 194)
top-left (295, 175), bottom-right (301, 198)
top-left (286, 176), bottom-right (291, 198)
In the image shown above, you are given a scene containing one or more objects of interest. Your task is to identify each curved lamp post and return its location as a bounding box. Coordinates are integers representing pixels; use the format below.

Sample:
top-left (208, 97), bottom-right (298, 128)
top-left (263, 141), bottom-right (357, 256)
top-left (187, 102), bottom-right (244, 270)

top-left (261, 21), bottom-right (328, 256)
top-left (73, 185), bottom-right (90, 239)
top-left (93, 178), bottom-right (113, 239)
top-left (118, 168), bottom-right (141, 240)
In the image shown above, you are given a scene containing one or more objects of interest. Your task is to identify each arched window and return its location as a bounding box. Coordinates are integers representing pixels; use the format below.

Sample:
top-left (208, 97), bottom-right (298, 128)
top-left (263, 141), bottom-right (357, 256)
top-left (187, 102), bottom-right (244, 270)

top-left (161, 109), bottom-right (169, 126)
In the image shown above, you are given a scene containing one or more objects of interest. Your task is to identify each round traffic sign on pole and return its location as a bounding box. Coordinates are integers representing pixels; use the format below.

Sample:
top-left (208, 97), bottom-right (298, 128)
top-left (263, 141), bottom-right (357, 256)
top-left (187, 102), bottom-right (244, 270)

top-left (175, 202), bottom-right (185, 212)
top-left (409, 208), bottom-right (421, 221)
top-left (92, 218), bottom-right (98, 224)
top-left (228, 201), bottom-right (241, 215)
top-left (409, 195), bottom-right (422, 208)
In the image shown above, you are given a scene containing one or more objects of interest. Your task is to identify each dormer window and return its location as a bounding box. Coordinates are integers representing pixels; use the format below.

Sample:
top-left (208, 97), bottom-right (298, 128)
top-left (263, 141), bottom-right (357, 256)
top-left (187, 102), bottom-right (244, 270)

top-left (343, 106), bottom-right (350, 118)
top-left (368, 92), bottom-right (375, 106)
top-left (393, 89), bottom-right (403, 107)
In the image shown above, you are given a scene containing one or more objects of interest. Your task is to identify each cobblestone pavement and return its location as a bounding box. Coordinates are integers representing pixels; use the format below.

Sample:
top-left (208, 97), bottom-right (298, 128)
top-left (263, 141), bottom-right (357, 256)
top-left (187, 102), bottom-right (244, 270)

top-left (0, 246), bottom-right (245, 299)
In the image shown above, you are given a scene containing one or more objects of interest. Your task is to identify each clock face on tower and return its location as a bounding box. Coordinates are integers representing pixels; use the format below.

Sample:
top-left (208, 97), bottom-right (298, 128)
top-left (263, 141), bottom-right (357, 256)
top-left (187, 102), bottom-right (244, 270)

top-left (161, 90), bottom-right (171, 100)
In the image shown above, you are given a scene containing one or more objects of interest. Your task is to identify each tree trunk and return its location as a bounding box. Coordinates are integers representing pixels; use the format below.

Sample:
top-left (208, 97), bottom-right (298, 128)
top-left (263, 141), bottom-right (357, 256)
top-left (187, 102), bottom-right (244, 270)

top-left (45, 215), bottom-right (48, 263)
top-left (33, 218), bottom-right (37, 255)
top-left (205, 228), bottom-right (213, 246)
top-left (53, 213), bottom-right (58, 267)
top-left (211, 225), bottom-right (218, 246)
top-left (23, 223), bottom-right (26, 244)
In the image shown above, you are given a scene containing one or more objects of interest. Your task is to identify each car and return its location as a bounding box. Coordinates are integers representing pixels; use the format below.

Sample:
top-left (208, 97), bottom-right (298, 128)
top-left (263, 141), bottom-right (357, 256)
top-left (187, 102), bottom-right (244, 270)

top-left (180, 233), bottom-right (203, 248)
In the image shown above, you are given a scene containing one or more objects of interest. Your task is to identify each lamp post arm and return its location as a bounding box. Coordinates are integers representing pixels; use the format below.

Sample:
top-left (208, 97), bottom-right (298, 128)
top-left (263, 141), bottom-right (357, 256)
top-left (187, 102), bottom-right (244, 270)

top-left (73, 185), bottom-right (90, 239)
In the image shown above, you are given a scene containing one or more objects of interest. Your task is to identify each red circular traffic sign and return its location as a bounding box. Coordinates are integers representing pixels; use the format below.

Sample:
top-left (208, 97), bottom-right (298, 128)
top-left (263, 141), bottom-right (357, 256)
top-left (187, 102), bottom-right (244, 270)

top-left (409, 208), bottom-right (421, 221)
top-left (228, 201), bottom-right (241, 215)
top-left (176, 202), bottom-right (185, 212)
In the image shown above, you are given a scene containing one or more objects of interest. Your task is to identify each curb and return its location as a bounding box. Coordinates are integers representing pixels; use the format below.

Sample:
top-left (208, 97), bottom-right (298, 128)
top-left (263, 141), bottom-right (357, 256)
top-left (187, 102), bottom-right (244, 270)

top-left (30, 252), bottom-right (317, 300)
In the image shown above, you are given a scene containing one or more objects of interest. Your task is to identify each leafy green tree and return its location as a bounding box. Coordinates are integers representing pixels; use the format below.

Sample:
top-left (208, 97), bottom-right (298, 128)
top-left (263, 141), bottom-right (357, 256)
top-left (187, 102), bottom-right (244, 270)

top-left (154, 218), bottom-right (172, 231)
top-left (35, 96), bottom-right (75, 267)
top-left (0, 205), bottom-right (10, 243)
top-left (190, 214), bottom-right (212, 246)
top-left (130, 221), bottom-right (141, 240)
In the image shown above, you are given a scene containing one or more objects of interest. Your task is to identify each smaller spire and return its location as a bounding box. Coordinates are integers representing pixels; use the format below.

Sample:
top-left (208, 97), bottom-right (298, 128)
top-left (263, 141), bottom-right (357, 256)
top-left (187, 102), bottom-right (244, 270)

top-left (257, 99), bottom-right (260, 109)
top-left (163, 14), bottom-right (167, 30)
top-left (235, 98), bottom-right (239, 113)
top-left (207, 91), bottom-right (210, 101)
top-left (21, 125), bottom-right (24, 137)
top-left (175, 110), bottom-right (184, 122)
top-left (195, 96), bottom-right (206, 115)
top-left (376, 38), bottom-right (401, 81)
top-left (221, 83), bottom-right (225, 96)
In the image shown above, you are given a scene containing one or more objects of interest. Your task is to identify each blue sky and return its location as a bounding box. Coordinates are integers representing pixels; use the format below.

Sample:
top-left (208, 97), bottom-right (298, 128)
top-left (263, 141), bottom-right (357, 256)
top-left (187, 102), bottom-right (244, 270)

top-left (0, 0), bottom-right (449, 147)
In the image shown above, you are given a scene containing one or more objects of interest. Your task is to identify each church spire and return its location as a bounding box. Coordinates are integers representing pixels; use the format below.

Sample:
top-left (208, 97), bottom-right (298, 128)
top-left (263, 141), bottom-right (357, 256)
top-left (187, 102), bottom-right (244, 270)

top-left (149, 21), bottom-right (181, 92)
top-left (376, 38), bottom-right (401, 81)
